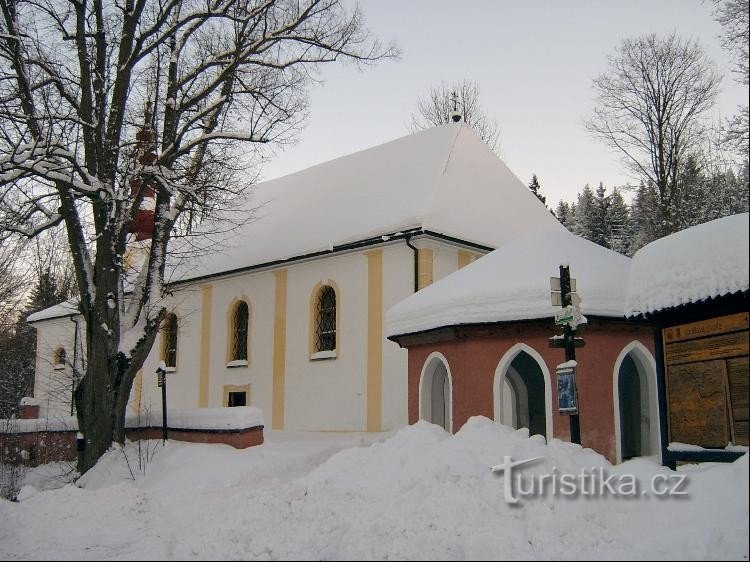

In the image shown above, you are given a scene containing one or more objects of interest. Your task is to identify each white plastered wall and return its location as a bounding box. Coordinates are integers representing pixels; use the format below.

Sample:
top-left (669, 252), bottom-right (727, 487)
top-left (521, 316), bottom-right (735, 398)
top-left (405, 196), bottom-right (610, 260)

top-left (30, 236), bottom-right (488, 432)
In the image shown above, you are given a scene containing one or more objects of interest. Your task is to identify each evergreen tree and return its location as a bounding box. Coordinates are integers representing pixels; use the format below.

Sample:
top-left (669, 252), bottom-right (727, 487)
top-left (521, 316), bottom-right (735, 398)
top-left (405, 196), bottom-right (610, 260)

top-left (528, 174), bottom-right (547, 206)
top-left (555, 200), bottom-right (573, 228)
top-left (0, 234), bottom-right (77, 417)
top-left (589, 182), bottom-right (611, 247)
top-left (630, 181), bottom-right (662, 253)
top-left (606, 188), bottom-right (632, 255)
top-left (572, 185), bottom-right (596, 240)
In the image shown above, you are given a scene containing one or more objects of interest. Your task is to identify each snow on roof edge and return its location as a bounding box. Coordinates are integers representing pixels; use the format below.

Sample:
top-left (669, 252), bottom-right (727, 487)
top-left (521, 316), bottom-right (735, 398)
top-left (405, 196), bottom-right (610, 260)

top-left (26, 298), bottom-right (80, 324)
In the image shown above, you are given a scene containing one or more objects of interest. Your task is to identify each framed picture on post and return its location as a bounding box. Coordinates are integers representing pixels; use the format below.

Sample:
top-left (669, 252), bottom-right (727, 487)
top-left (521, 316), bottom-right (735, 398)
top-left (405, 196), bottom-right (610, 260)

top-left (557, 365), bottom-right (578, 414)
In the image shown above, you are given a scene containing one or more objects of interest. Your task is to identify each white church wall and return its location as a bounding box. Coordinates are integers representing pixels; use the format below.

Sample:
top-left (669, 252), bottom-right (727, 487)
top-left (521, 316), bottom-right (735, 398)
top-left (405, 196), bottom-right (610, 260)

top-left (381, 243), bottom-right (414, 430)
top-left (138, 288), bottom-right (203, 413)
top-left (206, 270), bottom-right (276, 413)
top-left (28, 237), bottom-right (488, 432)
top-left (284, 251), bottom-right (369, 430)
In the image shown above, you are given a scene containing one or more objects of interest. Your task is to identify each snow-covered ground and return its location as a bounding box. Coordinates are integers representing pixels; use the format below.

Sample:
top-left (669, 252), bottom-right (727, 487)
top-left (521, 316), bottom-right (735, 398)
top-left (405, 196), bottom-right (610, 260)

top-left (1, 418), bottom-right (747, 560)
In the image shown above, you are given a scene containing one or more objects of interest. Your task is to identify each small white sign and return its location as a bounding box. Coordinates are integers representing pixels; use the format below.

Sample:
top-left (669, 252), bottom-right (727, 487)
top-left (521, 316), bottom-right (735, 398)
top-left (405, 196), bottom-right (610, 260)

top-left (555, 305), bottom-right (582, 326)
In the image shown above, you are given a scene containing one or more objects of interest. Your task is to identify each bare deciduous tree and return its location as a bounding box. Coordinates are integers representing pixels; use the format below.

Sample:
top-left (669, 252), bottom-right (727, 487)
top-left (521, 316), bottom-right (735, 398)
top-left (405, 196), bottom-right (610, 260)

top-left (411, 80), bottom-right (500, 152)
top-left (712, 0), bottom-right (749, 155)
top-left (586, 33), bottom-right (721, 236)
top-left (0, 0), bottom-right (396, 473)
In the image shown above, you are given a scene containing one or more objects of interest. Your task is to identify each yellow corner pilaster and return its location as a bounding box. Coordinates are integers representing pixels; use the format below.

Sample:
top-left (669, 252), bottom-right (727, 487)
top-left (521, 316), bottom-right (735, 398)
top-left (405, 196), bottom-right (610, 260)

top-left (131, 369), bottom-right (143, 414)
top-left (457, 249), bottom-right (476, 269)
top-left (417, 248), bottom-right (434, 290)
top-left (272, 269), bottom-right (288, 429)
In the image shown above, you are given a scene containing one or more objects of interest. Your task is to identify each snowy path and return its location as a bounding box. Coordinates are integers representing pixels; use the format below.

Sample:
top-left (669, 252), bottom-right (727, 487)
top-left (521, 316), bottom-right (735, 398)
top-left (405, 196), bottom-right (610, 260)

top-left (1, 419), bottom-right (747, 560)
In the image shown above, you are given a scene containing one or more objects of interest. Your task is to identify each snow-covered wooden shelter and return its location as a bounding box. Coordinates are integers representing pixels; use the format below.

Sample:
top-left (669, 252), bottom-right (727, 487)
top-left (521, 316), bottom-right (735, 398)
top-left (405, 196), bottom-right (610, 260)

top-left (625, 213), bottom-right (749, 467)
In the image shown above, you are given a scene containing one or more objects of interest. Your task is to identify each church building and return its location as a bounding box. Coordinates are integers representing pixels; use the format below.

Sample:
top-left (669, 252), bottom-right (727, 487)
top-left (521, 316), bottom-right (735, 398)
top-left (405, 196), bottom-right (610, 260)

top-left (27, 123), bottom-right (562, 432)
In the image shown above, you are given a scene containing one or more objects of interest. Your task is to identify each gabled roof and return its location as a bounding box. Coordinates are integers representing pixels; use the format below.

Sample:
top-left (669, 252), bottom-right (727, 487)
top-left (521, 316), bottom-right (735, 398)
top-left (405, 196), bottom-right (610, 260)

top-left (386, 228), bottom-right (631, 337)
top-left (625, 213), bottom-right (749, 316)
top-left (172, 123), bottom-right (563, 282)
top-left (26, 298), bottom-right (79, 323)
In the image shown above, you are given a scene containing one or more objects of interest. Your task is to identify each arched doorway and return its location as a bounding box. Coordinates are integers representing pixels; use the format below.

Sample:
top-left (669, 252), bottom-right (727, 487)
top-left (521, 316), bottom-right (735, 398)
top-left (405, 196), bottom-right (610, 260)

top-left (614, 343), bottom-right (660, 462)
top-left (419, 353), bottom-right (452, 432)
top-left (494, 345), bottom-right (551, 439)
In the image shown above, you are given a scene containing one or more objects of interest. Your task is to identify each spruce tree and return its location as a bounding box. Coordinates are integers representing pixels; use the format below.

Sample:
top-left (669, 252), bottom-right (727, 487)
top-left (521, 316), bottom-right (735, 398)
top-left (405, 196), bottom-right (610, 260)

top-left (589, 182), bottom-right (611, 247)
top-left (606, 188), bottom-right (632, 255)
top-left (528, 174), bottom-right (547, 206)
top-left (573, 185), bottom-right (596, 240)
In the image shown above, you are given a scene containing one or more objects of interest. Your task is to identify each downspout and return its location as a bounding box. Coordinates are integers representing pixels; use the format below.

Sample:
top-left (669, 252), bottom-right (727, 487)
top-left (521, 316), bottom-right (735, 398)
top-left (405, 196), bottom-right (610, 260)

top-left (405, 234), bottom-right (419, 293)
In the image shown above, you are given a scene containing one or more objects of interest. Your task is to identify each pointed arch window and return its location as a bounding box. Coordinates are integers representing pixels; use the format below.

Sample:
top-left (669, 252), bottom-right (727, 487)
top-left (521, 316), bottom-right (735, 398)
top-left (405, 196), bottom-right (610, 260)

top-left (230, 300), bottom-right (250, 363)
top-left (315, 285), bottom-right (337, 354)
top-left (163, 313), bottom-right (178, 369)
top-left (53, 347), bottom-right (66, 370)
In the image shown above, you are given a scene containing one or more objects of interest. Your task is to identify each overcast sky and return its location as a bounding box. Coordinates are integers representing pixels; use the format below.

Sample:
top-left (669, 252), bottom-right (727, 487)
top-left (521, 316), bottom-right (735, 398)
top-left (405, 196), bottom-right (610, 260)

top-left (261, 0), bottom-right (748, 206)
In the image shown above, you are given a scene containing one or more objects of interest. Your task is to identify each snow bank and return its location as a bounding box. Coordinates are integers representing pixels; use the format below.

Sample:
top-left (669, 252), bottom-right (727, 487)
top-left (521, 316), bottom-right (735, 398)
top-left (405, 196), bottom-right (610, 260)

top-left (1, 418), bottom-right (746, 560)
top-left (125, 406), bottom-right (263, 430)
top-left (626, 213), bottom-right (749, 316)
top-left (387, 228), bottom-right (630, 336)
top-left (0, 416), bottom-right (78, 434)
top-left (1, 408), bottom-right (263, 435)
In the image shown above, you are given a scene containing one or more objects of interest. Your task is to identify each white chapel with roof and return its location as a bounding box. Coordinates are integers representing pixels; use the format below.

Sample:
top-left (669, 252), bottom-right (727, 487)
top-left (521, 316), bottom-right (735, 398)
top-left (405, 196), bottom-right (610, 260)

top-left (28, 123), bottom-right (563, 432)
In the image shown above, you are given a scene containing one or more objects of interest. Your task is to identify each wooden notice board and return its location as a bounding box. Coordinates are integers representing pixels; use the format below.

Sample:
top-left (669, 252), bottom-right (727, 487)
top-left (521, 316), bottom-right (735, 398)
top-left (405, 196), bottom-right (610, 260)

top-left (663, 312), bottom-right (749, 447)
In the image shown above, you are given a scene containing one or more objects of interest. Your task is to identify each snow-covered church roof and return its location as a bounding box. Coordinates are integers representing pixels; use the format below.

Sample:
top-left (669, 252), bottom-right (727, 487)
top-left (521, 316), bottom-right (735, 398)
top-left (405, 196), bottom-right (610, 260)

top-left (172, 123), bottom-right (563, 282)
top-left (625, 213), bottom-right (749, 317)
top-left (386, 228), bottom-right (631, 337)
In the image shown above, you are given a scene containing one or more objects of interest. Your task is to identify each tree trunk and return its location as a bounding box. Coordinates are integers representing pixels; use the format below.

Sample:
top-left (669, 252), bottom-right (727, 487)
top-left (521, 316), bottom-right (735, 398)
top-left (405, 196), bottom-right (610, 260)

top-left (74, 342), bottom-right (119, 474)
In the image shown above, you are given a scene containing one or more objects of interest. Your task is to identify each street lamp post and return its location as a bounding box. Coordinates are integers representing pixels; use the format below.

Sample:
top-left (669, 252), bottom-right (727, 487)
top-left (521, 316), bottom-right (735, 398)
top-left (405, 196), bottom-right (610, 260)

top-left (156, 362), bottom-right (168, 443)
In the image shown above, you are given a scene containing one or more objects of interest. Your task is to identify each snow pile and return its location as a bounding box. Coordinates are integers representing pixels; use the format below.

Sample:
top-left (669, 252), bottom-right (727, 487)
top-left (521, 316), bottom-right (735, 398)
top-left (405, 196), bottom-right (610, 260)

top-left (125, 406), bottom-right (264, 430)
top-left (626, 213), bottom-right (749, 316)
top-left (1, 416), bottom-right (78, 434)
top-left (1, 418), bottom-right (746, 560)
top-left (387, 228), bottom-right (630, 336)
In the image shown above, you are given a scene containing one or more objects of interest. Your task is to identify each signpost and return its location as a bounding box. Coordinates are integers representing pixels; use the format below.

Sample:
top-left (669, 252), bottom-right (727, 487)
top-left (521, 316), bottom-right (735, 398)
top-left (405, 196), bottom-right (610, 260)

top-left (551, 266), bottom-right (582, 445)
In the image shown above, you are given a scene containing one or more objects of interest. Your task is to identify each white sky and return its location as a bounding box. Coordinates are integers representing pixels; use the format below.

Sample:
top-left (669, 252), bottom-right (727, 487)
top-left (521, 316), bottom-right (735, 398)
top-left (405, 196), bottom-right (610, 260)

top-left (261, 0), bottom-right (748, 206)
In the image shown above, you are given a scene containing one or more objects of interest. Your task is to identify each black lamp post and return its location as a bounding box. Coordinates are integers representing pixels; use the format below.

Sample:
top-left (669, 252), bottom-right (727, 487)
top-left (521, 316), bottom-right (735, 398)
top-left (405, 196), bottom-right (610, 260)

top-left (156, 363), bottom-right (168, 443)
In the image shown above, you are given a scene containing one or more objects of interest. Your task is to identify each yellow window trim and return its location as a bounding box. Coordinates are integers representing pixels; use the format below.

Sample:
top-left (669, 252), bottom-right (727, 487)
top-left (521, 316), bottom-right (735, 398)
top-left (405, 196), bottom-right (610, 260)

top-left (223, 384), bottom-right (251, 407)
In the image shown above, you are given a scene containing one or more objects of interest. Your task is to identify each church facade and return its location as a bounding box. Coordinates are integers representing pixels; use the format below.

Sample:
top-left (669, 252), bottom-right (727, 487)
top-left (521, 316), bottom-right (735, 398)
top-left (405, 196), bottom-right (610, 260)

top-left (28, 123), bottom-right (562, 432)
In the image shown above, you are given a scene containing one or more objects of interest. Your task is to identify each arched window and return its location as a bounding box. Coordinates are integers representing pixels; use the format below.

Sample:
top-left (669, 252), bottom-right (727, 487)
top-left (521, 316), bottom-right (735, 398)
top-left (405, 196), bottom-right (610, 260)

top-left (231, 300), bottom-right (249, 362)
top-left (314, 285), bottom-right (337, 353)
top-left (163, 313), bottom-right (178, 369)
top-left (53, 347), bottom-right (66, 369)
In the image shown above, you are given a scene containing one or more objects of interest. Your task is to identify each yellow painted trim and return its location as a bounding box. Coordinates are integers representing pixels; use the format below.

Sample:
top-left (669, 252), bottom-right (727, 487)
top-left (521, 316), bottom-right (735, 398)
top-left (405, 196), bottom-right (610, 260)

top-left (366, 249), bottom-right (383, 432)
top-left (272, 269), bottom-right (288, 429)
top-left (225, 295), bottom-right (252, 365)
top-left (457, 249), bottom-right (478, 269)
top-left (199, 285), bottom-right (213, 407)
top-left (417, 248), bottom-right (434, 290)
top-left (308, 279), bottom-right (341, 359)
top-left (130, 370), bottom-right (143, 414)
top-left (223, 384), bottom-right (251, 406)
